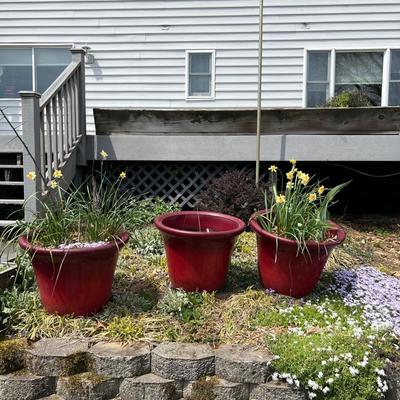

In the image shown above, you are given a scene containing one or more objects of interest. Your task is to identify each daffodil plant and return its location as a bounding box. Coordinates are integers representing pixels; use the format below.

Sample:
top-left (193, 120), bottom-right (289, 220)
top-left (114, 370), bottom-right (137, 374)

top-left (256, 160), bottom-right (349, 252)
top-left (3, 150), bottom-right (132, 248)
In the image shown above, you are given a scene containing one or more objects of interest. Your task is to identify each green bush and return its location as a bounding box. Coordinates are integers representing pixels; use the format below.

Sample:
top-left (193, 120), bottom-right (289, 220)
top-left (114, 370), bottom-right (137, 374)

top-left (325, 91), bottom-right (372, 108)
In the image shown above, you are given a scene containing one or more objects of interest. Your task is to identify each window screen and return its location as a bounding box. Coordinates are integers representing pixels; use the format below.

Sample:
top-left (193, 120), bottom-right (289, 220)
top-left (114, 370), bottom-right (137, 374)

top-left (188, 52), bottom-right (212, 97)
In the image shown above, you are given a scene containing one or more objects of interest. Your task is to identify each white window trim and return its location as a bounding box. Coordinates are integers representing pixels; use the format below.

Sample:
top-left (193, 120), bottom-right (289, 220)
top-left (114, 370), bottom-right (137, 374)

top-left (303, 47), bottom-right (397, 107)
top-left (0, 44), bottom-right (72, 100)
top-left (185, 50), bottom-right (215, 101)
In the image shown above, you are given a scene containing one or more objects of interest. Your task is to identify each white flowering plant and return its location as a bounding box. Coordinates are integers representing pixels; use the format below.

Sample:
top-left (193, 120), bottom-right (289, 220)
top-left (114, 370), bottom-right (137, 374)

top-left (256, 160), bottom-right (349, 252)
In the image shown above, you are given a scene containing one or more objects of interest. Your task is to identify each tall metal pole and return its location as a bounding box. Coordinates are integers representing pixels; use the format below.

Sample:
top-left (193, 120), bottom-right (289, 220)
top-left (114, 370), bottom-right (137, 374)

top-left (255, 0), bottom-right (264, 186)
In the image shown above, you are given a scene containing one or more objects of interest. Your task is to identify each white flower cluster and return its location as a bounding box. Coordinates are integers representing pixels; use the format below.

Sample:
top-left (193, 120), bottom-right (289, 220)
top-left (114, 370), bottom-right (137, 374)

top-left (271, 371), bottom-right (301, 388)
top-left (375, 368), bottom-right (389, 395)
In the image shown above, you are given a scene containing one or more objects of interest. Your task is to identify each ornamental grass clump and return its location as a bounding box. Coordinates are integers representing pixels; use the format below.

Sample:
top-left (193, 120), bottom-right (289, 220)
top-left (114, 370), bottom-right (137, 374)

top-left (256, 160), bottom-right (349, 253)
top-left (2, 152), bottom-right (138, 249)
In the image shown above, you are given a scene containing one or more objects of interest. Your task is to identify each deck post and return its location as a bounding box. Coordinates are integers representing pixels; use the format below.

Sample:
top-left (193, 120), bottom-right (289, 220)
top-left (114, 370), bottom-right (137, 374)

top-left (71, 47), bottom-right (87, 166)
top-left (20, 91), bottom-right (43, 220)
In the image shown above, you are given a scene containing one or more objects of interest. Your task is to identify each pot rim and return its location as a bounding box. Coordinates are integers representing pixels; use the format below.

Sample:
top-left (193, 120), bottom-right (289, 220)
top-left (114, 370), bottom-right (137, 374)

top-left (249, 211), bottom-right (346, 249)
top-left (18, 230), bottom-right (129, 256)
top-left (154, 211), bottom-right (246, 238)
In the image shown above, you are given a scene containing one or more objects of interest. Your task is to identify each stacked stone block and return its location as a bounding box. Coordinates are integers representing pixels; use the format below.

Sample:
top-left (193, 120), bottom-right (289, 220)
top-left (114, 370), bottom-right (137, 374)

top-left (0, 338), bottom-right (312, 400)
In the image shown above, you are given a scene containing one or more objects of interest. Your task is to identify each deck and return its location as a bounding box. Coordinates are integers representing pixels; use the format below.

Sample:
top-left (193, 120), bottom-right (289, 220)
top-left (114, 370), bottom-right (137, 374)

top-left (90, 107), bottom-right (400, 162)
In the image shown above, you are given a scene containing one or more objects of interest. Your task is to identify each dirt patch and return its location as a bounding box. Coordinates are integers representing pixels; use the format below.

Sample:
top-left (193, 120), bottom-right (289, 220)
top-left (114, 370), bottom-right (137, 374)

top-left (338, 218), bottom-right (400, 277)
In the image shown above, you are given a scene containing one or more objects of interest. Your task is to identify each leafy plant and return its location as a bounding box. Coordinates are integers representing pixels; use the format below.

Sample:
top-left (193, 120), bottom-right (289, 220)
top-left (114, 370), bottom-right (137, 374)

top-left (196, 169), bottom-right (265, 222)
top-left (325, 91), bottom-right (372, 108)
top-left (157, 289), bottom-right (210, 324)
top-left (124, 197), bottom-right (180, 229)
top-left (255, 161), bottom-right (349, 253)
top-left (130, 227), bottom-right (164, 257)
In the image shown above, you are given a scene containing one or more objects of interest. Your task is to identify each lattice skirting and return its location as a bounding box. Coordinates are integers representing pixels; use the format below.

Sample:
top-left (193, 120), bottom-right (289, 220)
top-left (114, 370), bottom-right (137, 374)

top-left (94, 161), bottom-right (267, 208)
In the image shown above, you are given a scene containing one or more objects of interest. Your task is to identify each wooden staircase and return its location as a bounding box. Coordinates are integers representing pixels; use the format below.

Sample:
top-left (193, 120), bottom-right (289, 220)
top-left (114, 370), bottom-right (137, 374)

top-left (0, 47), bottom-right (87, 225)
top-left (0, 152), bottom-right (24, 227)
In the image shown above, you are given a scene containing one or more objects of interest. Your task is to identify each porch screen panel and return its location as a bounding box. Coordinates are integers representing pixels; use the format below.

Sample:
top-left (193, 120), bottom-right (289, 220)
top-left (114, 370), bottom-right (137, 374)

top-left (335, 52), bottom-right (383, 106)
top-left (0, 49), bottom-right (32, 98)
top-left (35, 48), bottom-right (71, 93)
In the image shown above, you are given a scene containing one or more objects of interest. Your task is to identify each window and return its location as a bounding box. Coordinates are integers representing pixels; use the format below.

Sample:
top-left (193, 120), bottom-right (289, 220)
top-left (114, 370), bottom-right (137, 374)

top-left (0, 47), bottom-right (71, 98)
top-left (306, 50), bottom-right (384, 107)
top-left (186, 51), bottom-right (215, 99)
top-left (335, 52), bottom-right (383, 106)
top-left (306, 51), bottom-right (330, 107)
top-left (389, 50), bottom-right (400, 106)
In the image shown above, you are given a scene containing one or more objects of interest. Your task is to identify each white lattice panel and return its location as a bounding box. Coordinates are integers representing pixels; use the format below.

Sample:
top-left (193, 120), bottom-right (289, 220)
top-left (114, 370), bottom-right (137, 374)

top-left (102, 161), bottom-right (265, 207)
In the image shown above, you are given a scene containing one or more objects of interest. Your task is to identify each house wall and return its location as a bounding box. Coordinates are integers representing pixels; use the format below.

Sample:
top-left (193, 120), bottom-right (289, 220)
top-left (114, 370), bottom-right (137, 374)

top-left (1, 0), bottom-right (400, 135)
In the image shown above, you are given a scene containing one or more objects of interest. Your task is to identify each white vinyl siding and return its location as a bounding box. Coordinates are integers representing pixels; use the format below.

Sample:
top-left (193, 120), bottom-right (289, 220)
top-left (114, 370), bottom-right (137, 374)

top-left (1, 0), bottom-right (400, 134)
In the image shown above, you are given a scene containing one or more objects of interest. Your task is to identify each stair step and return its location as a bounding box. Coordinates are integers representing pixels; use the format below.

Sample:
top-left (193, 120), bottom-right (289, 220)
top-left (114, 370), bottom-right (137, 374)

top-left (0, 181), bottom-right (24, 186)
top-left (0, 220), bottom-right (17, 227)
top-left (0, 165), bottom-right (23, 169)
top-left (0, 199), bottom-right (24, 205)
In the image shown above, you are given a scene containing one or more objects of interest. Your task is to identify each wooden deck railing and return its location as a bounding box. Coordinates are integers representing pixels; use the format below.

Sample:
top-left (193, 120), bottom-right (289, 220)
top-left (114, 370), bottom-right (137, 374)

top-left (20, 48), bottom-right (87, 220)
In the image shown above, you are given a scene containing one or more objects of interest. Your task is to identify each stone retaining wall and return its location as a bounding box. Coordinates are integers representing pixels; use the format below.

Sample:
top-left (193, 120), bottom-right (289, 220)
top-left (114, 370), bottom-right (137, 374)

top-left (0, 338), bottom-right (398, 400)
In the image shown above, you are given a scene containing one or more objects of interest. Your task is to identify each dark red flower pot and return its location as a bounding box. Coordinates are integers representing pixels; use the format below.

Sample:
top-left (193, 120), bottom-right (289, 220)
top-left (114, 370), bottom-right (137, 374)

top-left (18, 231), bottom-right (129, 316)
top-left (155, 211), bottom-right (246, 292)
top-left (249, 214), bottom-right (346, 297)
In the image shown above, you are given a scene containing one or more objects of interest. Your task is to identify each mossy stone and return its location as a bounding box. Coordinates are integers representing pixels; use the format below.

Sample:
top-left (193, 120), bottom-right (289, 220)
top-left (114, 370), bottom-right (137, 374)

top-left (0, 338), bottom-right (28, 374)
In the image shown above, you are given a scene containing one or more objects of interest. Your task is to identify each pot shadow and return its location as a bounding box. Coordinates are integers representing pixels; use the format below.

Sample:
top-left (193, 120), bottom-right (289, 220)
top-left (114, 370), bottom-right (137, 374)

top-left (103, 273), bottom-right (162, 316)
top-left (223, 260), bottom-right (261, 293)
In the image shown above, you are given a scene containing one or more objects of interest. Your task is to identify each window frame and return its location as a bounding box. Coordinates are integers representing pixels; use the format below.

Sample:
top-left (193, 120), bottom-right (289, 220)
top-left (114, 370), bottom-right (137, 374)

top-left (0, 44), bottom-right (72, 100)
top-left (303, 47), bottom-right (393, 107)
top-left (185, 50), bottom-right (215, 100)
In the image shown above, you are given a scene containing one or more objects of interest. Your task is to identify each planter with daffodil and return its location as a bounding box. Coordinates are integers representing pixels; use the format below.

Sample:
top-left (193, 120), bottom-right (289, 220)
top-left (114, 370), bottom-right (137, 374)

top-left (5, 151), bottom-right (131, 316)
top-left (249, 160), bottom-right (349, 297)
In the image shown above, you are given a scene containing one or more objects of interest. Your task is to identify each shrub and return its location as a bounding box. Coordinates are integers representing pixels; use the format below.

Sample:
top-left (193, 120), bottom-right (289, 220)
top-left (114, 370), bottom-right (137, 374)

top-left (325, 91), bottom-right (372, 108)
top-left (196, 169), bottom-right (264, 222)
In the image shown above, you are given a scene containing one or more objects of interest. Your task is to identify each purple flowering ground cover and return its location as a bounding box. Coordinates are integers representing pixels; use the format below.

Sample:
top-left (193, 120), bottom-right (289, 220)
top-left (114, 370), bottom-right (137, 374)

top-left (326, 266), bottom-right (400, 335)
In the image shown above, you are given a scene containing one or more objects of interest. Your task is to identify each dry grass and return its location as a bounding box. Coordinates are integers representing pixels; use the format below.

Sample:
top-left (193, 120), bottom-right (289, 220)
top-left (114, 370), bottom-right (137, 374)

top-left (2, 218), bottom-right (399, 344)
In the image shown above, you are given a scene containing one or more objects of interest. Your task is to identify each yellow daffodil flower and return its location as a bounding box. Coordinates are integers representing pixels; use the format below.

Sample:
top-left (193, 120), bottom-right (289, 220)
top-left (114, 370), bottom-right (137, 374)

top-left (318, 185), bottom-right (325, 195)
top-left (50, 180), bottom-right (58, 189)
top-left (100, 150), bottom-right (108, 159)
top-left (268, 165), bottom-right (278, 173)
top-left (26, 171), bottom-right (36, 181)
top-left (286, 170), bottom-right (295, 181)
top-left (308, 193), bottom-right (317, 202)
top-left (286, 181), bottom-right (294, 190)
top-left (275, 194), bottom-right (286, 204)
top-left (119, 171), bottom-right (127, 179)
top-left (53, 169), bottom-right (63, 179)
top-left (289, 158), bottom-right (296, 165)
top-left (301, 173), bottom-right (310, 186)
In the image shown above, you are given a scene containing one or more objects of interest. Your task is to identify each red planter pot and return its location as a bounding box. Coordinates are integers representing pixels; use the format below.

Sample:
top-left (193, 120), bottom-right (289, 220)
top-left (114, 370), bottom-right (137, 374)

top-left (249, 214), bottom-right (346, 297)
top-left (18, 231), bottom-right (129, 316)
top-left (155, 211), bottom-right (246, 292)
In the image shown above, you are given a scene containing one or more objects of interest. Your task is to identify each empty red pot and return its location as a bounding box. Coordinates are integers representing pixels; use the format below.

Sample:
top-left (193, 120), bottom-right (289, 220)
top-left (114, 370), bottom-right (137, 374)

top-left (155, 211), bottom-right (246, 292)
top-left (249, 214), bottom-right (346, 297)
top-left (18, 232), bottom-right (129, 316)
